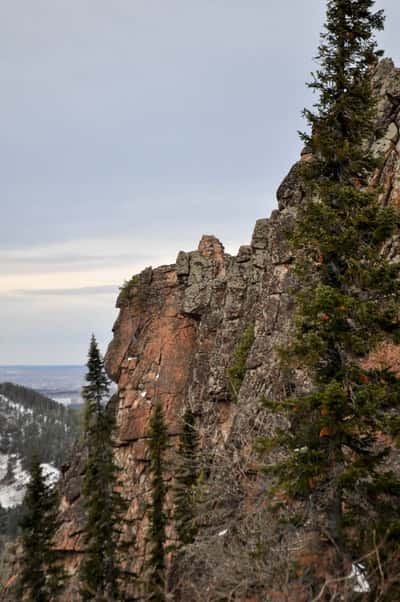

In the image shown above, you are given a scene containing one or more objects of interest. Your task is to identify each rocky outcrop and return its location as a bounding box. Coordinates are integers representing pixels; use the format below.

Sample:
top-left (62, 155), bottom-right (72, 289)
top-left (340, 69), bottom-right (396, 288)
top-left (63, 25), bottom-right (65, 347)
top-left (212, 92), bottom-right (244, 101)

top-left (4, 59), bottom-right (400, 601)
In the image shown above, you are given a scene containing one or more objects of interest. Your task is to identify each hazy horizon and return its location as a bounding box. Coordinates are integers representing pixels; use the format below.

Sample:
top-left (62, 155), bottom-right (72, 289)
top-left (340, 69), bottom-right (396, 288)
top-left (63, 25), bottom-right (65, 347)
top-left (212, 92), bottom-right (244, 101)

top-left (0, 364), bottom-right (87, 406)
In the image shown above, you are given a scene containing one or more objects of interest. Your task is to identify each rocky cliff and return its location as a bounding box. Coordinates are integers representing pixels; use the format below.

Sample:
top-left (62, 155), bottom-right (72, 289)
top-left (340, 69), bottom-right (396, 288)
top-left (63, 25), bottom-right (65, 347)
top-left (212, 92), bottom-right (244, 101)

top-left (4, 59), bottom-right (400, 601)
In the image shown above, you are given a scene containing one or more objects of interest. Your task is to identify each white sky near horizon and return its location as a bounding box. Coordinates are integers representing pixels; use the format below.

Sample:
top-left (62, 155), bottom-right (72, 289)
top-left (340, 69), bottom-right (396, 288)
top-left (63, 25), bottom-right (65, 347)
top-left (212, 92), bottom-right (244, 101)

top-left (1, 0), bottom-right (400, 364)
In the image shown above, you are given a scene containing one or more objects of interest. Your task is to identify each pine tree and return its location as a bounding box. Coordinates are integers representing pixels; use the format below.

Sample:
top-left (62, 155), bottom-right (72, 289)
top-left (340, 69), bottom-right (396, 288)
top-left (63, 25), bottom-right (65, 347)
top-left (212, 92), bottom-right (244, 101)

top-left (147, 402), bottom-right (169, 602)
top-left (19, 454), bottom-right (64, 601)
top-left (173, 407), bottom-right (198, 546)
top-left (82, 334), bottom-right (110, 432)
top-left (260, 0), bottom-right (400, 590)
top-left (79, 335), bottom-right (126, 601)
top-left (301, 0), bottom-right (386, 180)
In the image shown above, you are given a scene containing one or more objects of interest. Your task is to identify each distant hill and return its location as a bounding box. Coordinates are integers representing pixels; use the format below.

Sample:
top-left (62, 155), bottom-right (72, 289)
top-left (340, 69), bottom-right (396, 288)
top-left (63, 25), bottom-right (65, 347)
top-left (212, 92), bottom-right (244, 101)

top-left (0, 382), bottom-right (81, 543)
top-left (0, 382), bottom-right (80, 471)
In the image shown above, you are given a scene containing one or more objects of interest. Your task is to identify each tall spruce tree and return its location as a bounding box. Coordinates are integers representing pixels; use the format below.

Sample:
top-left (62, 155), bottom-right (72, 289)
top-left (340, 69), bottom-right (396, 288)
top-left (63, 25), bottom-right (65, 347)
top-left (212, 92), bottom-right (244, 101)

top-left (260, 0), bottom-right (400, 590)
top-left (147, 402), bottom-right (169, 602)
top-left (82, 334), bottom-right (110, 433)
top-left (173, 406), bottom-right (198, 546)
top-left (80, 335), bottom-right (126, 601)
top-left (19, 454), bottom-right (64, 601)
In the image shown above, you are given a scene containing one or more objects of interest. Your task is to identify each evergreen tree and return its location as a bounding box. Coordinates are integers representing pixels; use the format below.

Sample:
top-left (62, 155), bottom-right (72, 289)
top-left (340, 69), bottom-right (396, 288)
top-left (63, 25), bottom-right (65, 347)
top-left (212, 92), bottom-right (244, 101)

top-left (173, 407), bottom-right (198, 546)
top-left (19, 454), bottom-right (64, 601)
top-left (80, 335), bottom-right (126, 601)
top-left (147, 402), bottom-right (169, 602)
top-left (82, 334), bottom-right (110, 432)
top-left (260, 0), bottom-right (400, 591)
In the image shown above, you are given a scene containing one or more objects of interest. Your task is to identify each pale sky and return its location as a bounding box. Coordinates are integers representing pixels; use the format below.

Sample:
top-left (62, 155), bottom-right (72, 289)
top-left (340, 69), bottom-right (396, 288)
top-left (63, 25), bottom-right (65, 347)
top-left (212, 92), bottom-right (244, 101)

top-left (1, 0), bottom-right (400, 364)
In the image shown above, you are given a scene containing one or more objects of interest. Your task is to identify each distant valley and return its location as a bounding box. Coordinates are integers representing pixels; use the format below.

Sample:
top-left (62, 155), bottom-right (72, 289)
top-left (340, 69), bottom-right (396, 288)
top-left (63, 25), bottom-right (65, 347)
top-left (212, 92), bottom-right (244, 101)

top-left (0, 365), bottom-right (86, 407)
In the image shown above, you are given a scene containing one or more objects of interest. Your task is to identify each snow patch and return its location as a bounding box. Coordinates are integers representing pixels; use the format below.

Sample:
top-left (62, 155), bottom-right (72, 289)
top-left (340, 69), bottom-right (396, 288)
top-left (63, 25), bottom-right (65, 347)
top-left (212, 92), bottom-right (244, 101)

top-left (52, 396), bottom-right (72, 406)
top-left (218, 529), bottom-right (228, 537)
top-left (0, 453), bottom-right (60, 509)
top-left (349, 563), bottom-right (370, 594)
top-left (0, 395), bottom-right (33, 415)
top-left (41, 463), bottom-right (60, 487)
top-left (0, 455), bottom-right (30, 509)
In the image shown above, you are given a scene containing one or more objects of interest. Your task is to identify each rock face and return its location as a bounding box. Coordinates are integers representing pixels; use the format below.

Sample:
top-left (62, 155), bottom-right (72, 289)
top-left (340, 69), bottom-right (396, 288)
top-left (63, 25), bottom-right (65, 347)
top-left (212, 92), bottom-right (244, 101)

top-left (4, 59), bottom-right (400, 601)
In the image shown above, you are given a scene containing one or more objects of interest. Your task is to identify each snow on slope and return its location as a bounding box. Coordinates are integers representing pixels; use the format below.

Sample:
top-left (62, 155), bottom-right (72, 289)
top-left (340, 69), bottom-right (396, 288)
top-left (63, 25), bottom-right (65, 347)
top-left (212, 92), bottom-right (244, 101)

top-left (0, 394), bottom-right (33, 416)
top-left (0, 384), bottom-right (79, 474)
top-left (0, 453), bottom-right (60, 509)
top-left (0, 385), bottom-right (76, 512)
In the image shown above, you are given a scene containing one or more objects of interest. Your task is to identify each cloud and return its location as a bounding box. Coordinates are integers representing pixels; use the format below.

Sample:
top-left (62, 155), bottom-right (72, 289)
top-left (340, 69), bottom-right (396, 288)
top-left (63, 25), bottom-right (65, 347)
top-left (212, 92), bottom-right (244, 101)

top-left (2, 252), bottom-right (136, 266)
top-left (0, 234), bottom-right (170, 264)
top-left (0, 235), bottom-right (181, 295)
top-left (0, 251), bottom-right (153, 276)
top-left (14, 285), bottom-right (119, 297)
